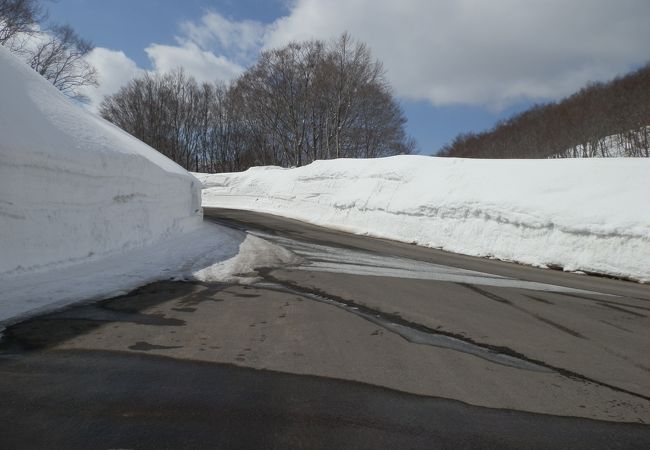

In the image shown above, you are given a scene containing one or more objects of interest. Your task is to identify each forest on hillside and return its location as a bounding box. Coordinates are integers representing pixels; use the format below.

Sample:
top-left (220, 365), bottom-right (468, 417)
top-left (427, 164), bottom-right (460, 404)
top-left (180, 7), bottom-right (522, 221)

top-left (438, 64), bottom-right (650, 158)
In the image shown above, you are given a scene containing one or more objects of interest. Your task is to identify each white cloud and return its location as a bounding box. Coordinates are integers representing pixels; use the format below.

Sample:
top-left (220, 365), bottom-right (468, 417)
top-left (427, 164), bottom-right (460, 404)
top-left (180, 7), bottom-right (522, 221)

top-left (145, 41), bottom-right (244, 84)
top-left (264, 0), bottom-right (650, 107)
top-left (179, 11), bottom-right (265, 64)
top-left (83, 0), bottom-right (650, 111)
top-left (82, 42), bottom-right (243, 111)
top-left (80, 48), bottom-right (143, 110)
top-left (80, 13), bottom-right (252, 111)
top-left (81, 42), bottom-right (242, 111)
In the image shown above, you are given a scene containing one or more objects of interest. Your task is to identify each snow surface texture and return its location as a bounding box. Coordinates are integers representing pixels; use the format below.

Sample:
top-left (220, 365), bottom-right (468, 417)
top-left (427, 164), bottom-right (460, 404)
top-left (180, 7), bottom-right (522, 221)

top-left (0, 46), bottom-right (203, 277)
top-left (197, 156), bottom-right (650, 282)
top-left (0, 47), bottom-right (296, 324)
top-left (0, 222), bottom-right (296, 325)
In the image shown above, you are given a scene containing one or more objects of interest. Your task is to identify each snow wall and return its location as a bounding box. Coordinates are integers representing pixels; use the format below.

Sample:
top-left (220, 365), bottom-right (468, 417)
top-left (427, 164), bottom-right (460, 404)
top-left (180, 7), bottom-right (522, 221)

top-left (197, 156), bottom-right (650, 282)
top-left (0, 46), bottom-right (202, 276)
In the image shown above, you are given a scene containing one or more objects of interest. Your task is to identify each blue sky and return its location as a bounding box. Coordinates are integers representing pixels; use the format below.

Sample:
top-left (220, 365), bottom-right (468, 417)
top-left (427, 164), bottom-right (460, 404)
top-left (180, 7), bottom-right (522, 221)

top-left (46, 0), bottom-right (649, 155)
top-left (49, 1), bottom-right (287, 65)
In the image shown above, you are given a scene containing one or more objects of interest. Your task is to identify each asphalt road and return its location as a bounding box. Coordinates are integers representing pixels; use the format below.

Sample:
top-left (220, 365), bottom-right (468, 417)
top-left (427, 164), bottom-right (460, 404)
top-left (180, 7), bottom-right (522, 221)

top-left (1, 207), bottom-right (649, 449)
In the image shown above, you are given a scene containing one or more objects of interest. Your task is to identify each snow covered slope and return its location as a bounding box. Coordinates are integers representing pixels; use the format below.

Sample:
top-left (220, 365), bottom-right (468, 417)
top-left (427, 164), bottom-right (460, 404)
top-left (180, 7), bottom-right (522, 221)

top-left (198, 156), bottom-right (650, 282)
top-left (0, 47), bottom-right (260, 324)
top-left (0, 45), bottom-right (203, 277)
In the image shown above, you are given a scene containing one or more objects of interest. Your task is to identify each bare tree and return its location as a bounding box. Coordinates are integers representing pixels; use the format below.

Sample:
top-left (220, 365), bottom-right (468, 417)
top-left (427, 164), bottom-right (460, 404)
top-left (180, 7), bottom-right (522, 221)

top-left (0, 0), bottom-right (43, 46)
top-left (2, 1), bottom-right (98, 100)
top-left (28, 24), bottom-right (97, 101)
top-left (232, 34), bottom-right (413, 167)
top-left (100, 34), bottom-right (414, 172)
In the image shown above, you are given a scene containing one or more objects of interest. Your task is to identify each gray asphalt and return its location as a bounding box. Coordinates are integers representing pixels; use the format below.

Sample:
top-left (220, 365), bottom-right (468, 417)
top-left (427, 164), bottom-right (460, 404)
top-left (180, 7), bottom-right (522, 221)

top-left (1, 207), bottom-right (649, 448)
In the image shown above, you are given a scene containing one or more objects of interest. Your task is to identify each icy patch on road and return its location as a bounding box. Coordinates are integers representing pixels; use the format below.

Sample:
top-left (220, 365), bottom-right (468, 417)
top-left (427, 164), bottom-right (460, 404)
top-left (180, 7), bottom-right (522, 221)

top-left (249, 231), bottom-right (613, 296)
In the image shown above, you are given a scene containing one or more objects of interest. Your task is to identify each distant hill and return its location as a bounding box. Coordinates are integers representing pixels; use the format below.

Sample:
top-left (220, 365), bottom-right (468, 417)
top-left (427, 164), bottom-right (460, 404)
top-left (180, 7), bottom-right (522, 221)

top-left (438, 64), bottom-right (650, 158)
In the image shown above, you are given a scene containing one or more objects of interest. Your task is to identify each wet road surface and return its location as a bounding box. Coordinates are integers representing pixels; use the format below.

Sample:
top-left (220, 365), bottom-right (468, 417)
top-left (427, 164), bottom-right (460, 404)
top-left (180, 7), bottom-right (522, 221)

top-left (1, 207), bottom-right (649, 448)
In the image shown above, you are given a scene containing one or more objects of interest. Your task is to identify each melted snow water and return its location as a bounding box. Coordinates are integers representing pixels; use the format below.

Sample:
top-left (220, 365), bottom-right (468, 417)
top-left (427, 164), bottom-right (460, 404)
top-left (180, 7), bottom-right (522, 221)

top-left (256, 281), bottom-right (553, 373)
top-left (247, 230), bottom-right (613, 296)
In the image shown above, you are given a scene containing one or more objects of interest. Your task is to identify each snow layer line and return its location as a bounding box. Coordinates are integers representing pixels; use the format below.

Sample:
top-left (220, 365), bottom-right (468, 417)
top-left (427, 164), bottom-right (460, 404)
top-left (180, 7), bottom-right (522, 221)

top-left (196, 156), bottom-right (650, 282)
top-left (0, 46), bottom-right (202, 277)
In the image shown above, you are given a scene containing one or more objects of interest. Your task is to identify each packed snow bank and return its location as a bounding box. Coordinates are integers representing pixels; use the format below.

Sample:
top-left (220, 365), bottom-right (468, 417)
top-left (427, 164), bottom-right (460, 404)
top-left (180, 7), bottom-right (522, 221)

top-left (0, 47), bottom-right (294, 324)
top-left (0, 222), bottom-right (297, 325)
top-left (197, 156), bottom-right (650, 282)
top-left (0, 45), bottom-right (202, 277)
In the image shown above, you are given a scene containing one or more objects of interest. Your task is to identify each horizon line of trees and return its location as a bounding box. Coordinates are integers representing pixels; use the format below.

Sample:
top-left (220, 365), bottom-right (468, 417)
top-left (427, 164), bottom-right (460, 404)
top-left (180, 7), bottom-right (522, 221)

top-left (438, 64), bottom-right (650, 158)
top-left (0, 0), bottom-right (98, 101)
top-left (100, 33), bottom-right (415, 173)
